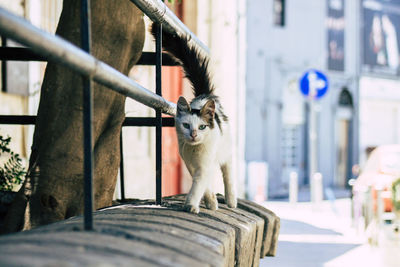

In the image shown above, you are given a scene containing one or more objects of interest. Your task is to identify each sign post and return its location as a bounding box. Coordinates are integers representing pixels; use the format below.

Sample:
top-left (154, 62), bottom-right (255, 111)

top-left (299, 69), bottom-right (329, 202)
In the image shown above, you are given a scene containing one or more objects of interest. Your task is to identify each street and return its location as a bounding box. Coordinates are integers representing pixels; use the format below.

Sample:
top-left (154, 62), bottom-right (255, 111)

top-left (260, 198), bottom-right (400, 267)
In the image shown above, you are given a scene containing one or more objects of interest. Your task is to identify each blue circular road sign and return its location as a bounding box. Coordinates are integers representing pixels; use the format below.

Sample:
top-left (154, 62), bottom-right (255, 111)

top-left (299, 69), bottom-right (329, 99)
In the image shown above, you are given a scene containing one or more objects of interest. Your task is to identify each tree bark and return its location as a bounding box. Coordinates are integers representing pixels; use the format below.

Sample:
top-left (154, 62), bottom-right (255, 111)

top-left (1, 0), bottom-right (145, 233)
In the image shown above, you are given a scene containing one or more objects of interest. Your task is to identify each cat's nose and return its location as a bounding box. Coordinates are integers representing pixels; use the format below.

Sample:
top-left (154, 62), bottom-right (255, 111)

top-left (191, 130), bottom-right (197, 139)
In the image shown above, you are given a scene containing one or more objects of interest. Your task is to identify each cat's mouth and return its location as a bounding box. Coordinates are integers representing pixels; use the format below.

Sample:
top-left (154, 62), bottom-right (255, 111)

top-left (186, 138), bottom-right (201, 145)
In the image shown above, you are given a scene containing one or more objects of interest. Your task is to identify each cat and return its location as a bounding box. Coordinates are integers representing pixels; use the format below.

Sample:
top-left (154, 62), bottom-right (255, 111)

top-left (151, 23), bottom-right (237, 213)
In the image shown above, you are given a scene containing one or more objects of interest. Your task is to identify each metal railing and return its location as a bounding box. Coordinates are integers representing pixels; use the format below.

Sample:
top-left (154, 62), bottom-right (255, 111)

top-left (0, 0), bottom-right (208, 230)
top-left (130, 0), bottom-right (209, 55)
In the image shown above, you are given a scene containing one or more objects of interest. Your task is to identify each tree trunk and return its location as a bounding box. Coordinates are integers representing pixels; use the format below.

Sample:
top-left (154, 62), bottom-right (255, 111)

top-left (1, 0), bottom-right (145, 233)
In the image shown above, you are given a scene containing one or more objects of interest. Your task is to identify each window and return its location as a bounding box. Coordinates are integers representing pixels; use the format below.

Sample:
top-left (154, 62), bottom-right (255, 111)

top-left (273, 0), bottom-right (285, 26)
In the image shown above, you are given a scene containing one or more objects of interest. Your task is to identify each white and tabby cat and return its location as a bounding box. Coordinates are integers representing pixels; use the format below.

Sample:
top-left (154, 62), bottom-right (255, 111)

top-left (151, 24), bottom-right (237, 213)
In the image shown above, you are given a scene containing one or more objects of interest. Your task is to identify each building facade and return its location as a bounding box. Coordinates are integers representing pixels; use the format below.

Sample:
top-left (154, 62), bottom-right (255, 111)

top-left (245, 0), bottom-right (400, 199)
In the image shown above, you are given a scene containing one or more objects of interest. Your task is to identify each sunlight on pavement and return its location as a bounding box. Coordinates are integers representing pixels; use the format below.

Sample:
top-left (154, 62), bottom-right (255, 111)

top-left (324, 245), bottom-right (400, 267)
top-left (279, 234), bottom-right (361, 244)
top-left (260, 199), bottom-right (400, 267)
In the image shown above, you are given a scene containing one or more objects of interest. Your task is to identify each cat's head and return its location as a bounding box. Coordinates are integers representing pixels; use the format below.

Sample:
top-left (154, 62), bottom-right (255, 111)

top-left (175, 96), bottom-right (215, 145)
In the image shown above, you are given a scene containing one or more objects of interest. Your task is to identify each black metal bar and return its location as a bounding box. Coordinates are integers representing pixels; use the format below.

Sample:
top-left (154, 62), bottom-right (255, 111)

top-left (123, 117), bottom-right (174, 127)
top-left (81, 0), bottom-right (94, 231)
top-left (155, 22), bottom-right (162, 205)
top-left (0, 115), bottom-right (175, 127)
top-left (0, 48), bottom-right (178, 66)
top-left (0, 47), bottom-right (46, 61)
top-left (1, 36), bottom-right (7, 92)
top-left (119, 130), bottom-right (126, 201)
top-left (0, 115), bottom-right (36, 124)
top-left (138, 52), bottom-right (178, 66)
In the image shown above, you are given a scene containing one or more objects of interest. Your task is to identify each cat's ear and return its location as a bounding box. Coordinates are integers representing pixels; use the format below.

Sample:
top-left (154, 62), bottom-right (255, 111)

top-left (200, 99), bottom-right (215, 122)
top-left (177, 96), bottom-right (190, 115)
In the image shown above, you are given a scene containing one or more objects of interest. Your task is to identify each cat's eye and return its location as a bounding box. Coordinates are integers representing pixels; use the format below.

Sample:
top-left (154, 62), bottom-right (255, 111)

top-left (199, 125), bottom-right (207, 130)
top-left (182, 123), bottom-right (190, 129)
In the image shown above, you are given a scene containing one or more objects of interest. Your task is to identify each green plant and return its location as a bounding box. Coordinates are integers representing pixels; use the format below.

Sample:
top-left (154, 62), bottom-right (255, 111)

top-left (0, 135), bottom-right (26, 191)
top-left (392, 178), bottom-right (400, 211)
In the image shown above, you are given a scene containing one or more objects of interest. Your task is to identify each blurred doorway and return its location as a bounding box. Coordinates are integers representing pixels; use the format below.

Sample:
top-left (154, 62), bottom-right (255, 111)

top-left (335, 88), bottom-right (353, 187)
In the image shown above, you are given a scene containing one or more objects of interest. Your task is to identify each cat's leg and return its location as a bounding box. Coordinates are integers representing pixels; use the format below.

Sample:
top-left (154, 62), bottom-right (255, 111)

top-left (184, 170), bottom-right (210, 213)
top-left (220, 161), bottom-right (237, 208)
top-left (203, 188), bottom-right (218, 211)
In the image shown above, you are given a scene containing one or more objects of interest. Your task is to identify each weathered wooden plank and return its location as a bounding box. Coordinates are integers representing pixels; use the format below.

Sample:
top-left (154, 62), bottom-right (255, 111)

top-left (0, 194), bottom-right (280, 266)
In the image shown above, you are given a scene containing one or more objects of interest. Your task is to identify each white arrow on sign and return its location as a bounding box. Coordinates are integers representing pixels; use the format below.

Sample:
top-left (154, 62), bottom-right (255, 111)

top-left (307, 71), bottom-right (327, 98)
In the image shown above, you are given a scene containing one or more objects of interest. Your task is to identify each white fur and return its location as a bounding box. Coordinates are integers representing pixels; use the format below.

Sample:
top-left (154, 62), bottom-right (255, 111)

top-left (175, 97), bottom-right (237, 213)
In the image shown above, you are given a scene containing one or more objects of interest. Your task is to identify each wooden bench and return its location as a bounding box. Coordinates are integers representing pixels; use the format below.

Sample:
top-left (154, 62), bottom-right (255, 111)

top-left (0, 194), bottom-right (279, 267)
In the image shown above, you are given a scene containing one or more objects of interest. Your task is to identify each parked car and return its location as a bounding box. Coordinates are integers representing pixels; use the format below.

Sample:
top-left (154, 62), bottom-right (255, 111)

top-left (352, 145), bottom-right (400, 220)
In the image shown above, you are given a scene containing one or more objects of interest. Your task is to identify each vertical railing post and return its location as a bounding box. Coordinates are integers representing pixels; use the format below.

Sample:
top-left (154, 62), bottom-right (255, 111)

top-left (81, 0), bottom-right (94, 230)
top-left (1, 36), bottom-right (7, 92)
top-left (119, 130), bottom-right (126, 201)
top-left (155, 22), bottom-right (162, 205)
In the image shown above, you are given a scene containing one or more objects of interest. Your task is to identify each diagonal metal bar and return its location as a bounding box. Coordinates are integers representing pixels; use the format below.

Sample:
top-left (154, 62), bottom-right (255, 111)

top-left (130, 0), bottom-right (209, 56)
top-left (0, 7), bottom-right (176, 116)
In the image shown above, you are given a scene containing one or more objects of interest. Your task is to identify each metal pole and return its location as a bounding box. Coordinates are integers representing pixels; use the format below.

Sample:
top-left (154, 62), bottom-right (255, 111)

top-left (364, 186), bottom-right (373, 229)
top-left (308, 74), bottom-right (319, 203)
top-left (309, 98), bottom-right (317, 202)
top-left (119, 131), bottom-right (126, 201)
top-left (0, 7), bottom-right (176, 116)
top-left (1, 36), bottom-right (7, 92)
top-left (155, 22), bottom-right (162, 205)
top-left (289, 171), bottom-right (298, 204)
top-left (81, 0), bottom-right (94, 231)
top-left (376, 188), bottom-right (383, 227)
top-left (313, 172), bottom-right (323, 203)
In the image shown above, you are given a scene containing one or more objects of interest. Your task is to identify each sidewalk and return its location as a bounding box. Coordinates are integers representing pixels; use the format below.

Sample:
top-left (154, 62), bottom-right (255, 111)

top-left (259, 198), bottom-right (400, 267)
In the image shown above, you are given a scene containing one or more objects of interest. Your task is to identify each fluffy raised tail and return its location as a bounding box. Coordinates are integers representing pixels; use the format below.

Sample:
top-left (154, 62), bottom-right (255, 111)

top-left (150, 23), bottom-right (214, 97)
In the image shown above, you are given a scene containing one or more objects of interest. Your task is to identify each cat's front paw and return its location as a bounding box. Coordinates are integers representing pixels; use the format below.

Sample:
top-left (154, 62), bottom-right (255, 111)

top-left (183, 204), bottom-right (200, 214)
top-left (204, 198), bottom-right (219, 211)
top-left (226, 197), bottom-right (237, 209)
